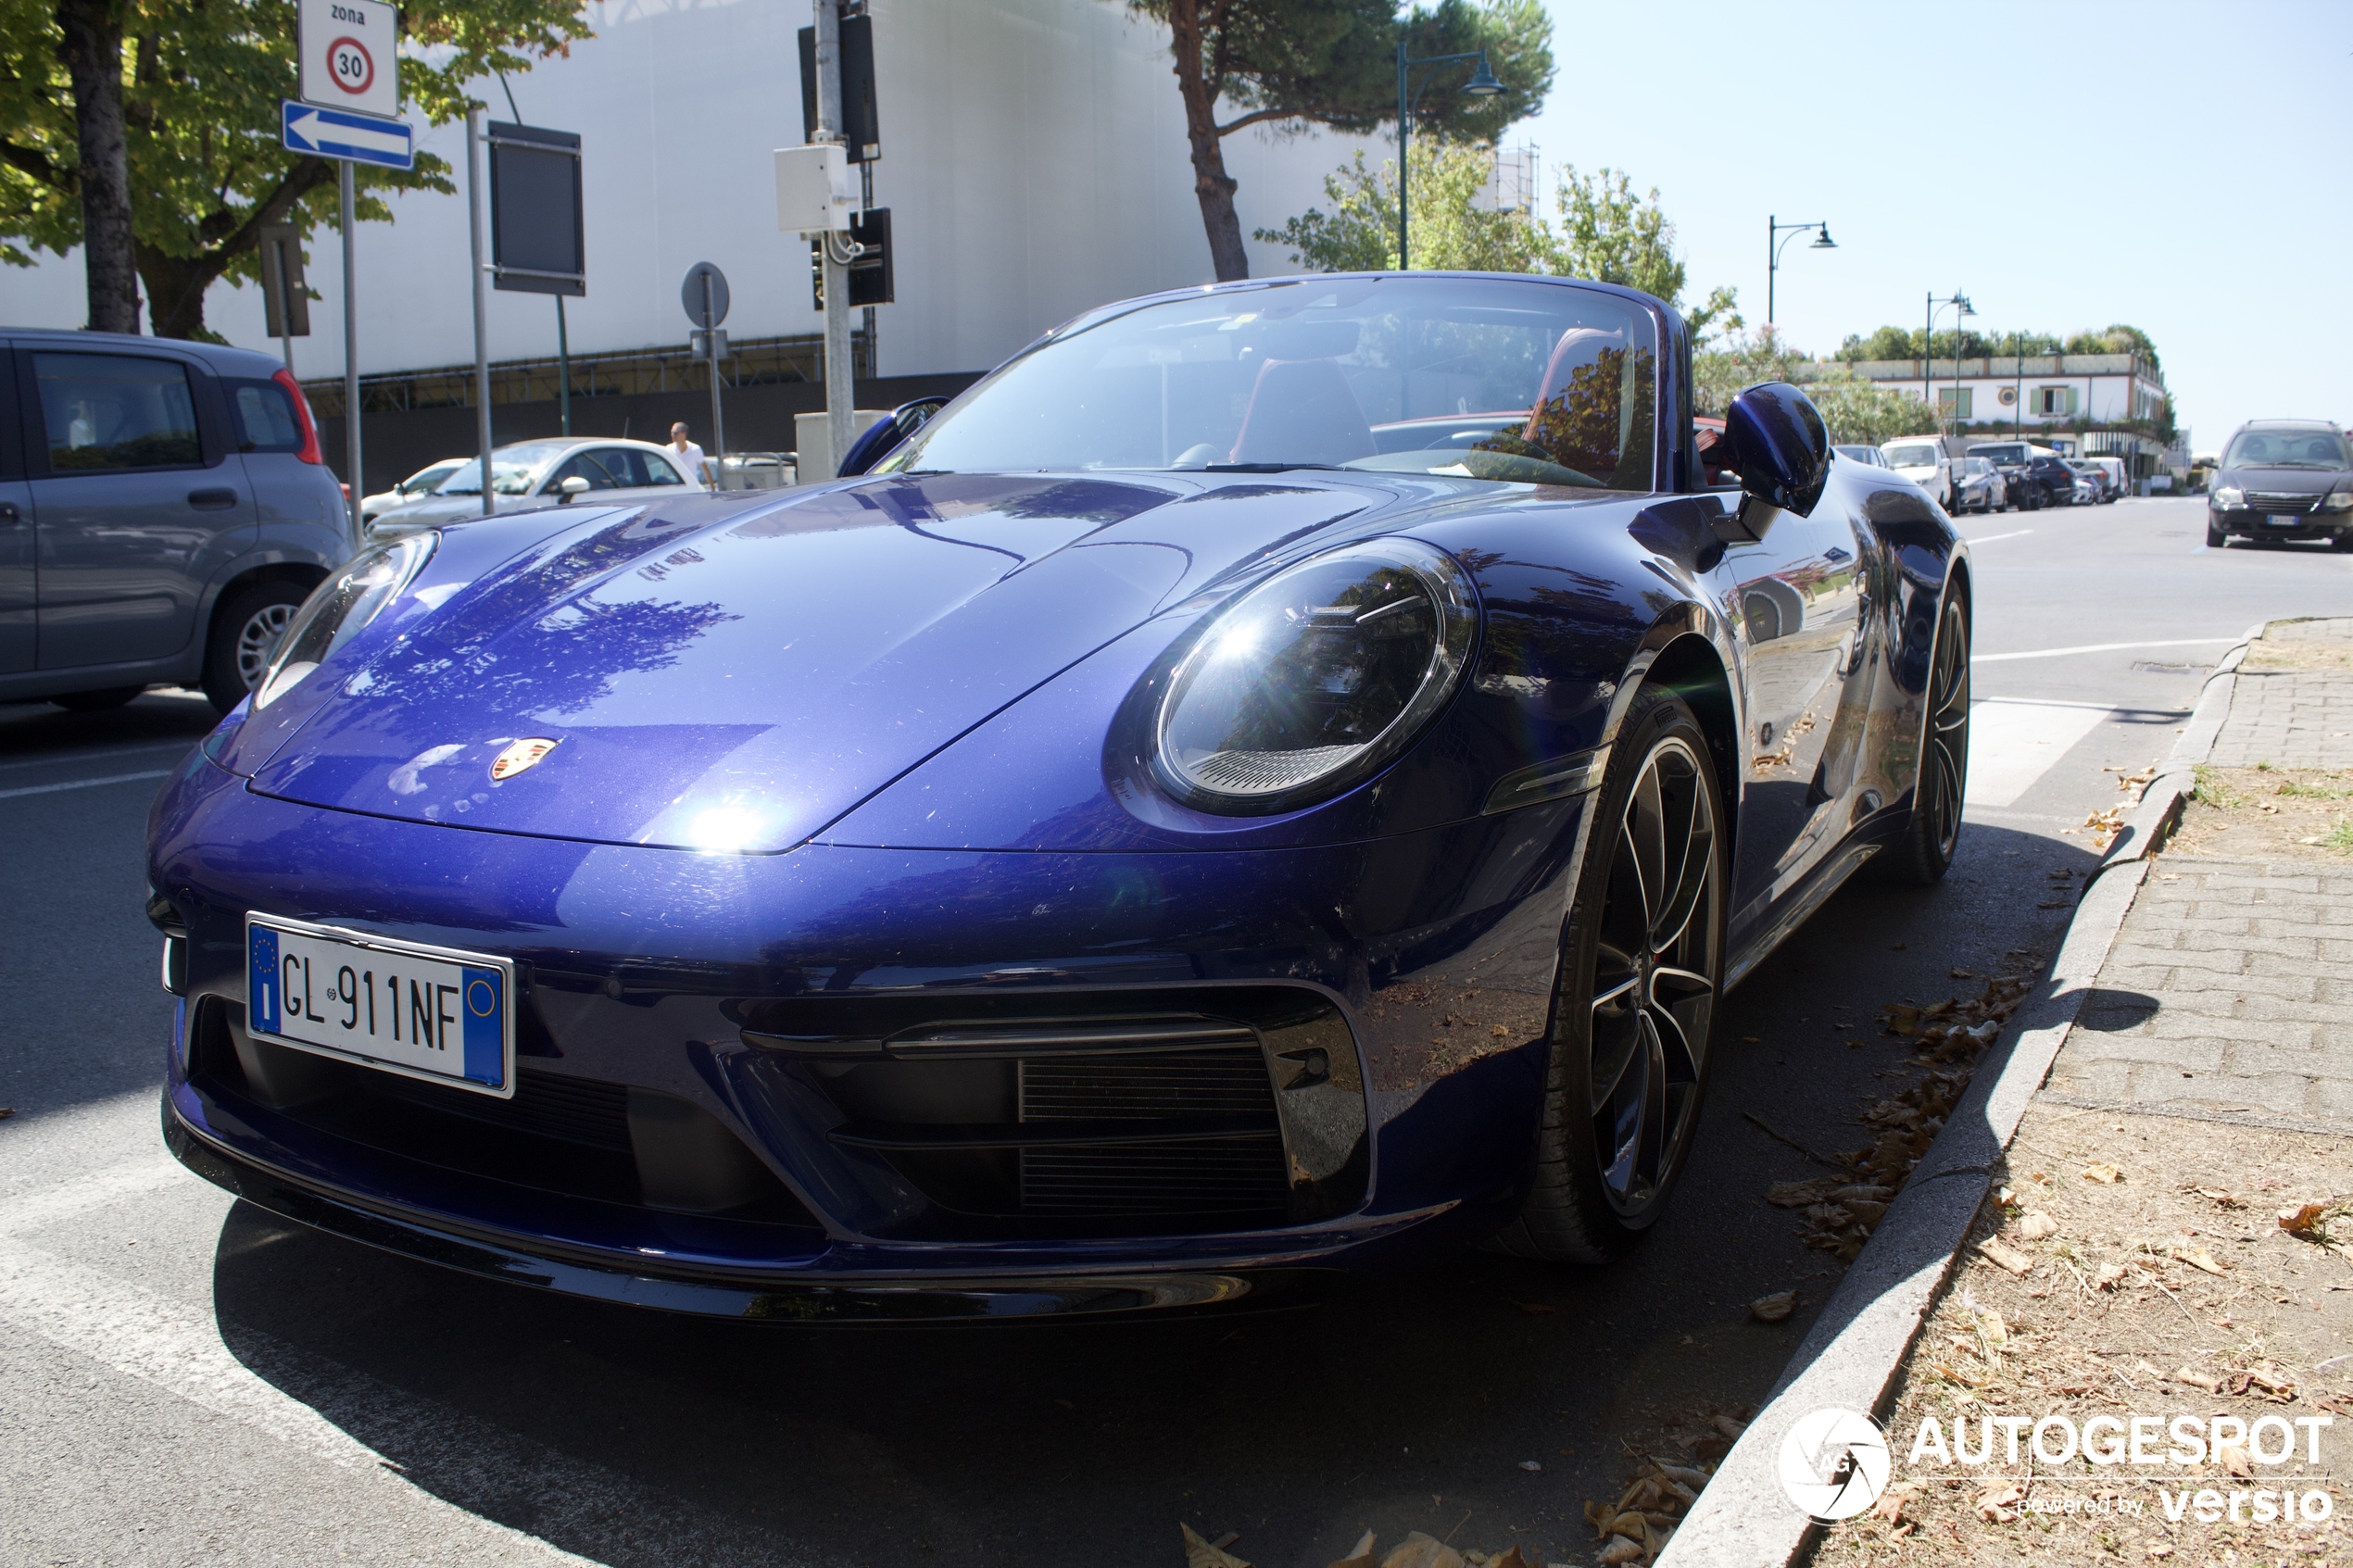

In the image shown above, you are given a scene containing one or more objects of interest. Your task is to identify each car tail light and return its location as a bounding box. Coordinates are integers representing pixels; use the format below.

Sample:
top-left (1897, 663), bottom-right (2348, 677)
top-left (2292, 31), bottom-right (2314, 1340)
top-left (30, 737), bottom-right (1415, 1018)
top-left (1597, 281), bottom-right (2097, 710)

top-left (273, 367), bottom-right (324, 465)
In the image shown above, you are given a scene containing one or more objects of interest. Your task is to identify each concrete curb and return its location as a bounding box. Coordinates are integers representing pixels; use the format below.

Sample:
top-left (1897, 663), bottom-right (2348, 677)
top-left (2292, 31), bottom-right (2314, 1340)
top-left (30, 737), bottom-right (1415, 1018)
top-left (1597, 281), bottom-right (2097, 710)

top-left (1655, 624), bottom-right (2271, 1568)
top-left (2096, 619), bottom-right (2265, 868)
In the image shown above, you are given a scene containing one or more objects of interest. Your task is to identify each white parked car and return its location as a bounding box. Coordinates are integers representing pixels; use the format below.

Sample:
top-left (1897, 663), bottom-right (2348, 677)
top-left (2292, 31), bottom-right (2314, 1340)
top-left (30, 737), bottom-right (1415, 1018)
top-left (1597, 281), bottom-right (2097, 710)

top-left (1881, 437), bottom-right (1957, 508)
top-left (360, 458), bottom-right (466, 523)
top-left (1833, 444), bottom-right (1891, 469)
top-left (369, 437), bottom-right (707, 539)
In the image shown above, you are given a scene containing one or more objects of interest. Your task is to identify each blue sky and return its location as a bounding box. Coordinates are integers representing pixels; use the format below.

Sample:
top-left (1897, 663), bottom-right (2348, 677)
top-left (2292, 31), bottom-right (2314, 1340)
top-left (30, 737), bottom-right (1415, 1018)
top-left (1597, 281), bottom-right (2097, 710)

top-left (1499, 0), bottom-right (2351, 450)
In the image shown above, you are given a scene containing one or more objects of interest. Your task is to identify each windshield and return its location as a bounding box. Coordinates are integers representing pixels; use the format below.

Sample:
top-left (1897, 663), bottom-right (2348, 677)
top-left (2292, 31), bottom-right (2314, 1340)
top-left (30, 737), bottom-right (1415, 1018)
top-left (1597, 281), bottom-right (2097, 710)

top-left (1973, 444), bottom-right (2025, 464)
top-left (439, 443), bottom-right (570, 495)
top-left (1885, 443), bottom-right (1939, 469)
top-left (2223, 429), bottom-right (2350, 470)
top-left (875, 276), bottom-right (1660, 491)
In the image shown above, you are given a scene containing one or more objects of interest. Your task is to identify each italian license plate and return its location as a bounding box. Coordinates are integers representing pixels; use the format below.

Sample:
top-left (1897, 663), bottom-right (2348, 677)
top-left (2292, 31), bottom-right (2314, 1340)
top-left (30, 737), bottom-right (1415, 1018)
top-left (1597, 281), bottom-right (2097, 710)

top-left (2264, 515), bottom-right (2302, 527)
top-left (245, 914), bottom-right (514, 1097)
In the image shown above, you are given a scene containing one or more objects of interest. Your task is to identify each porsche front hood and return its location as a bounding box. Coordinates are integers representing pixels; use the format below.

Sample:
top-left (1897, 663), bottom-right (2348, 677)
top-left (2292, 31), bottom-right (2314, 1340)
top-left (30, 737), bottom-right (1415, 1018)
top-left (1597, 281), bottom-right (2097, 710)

top-left (248, 472), bottom-right (1375, 852)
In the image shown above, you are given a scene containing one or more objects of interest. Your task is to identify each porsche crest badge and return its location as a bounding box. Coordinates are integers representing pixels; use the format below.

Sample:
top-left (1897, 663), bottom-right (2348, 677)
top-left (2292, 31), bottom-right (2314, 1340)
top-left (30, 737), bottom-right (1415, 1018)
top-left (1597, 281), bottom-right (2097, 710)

top-left (490, 738), bottom-right (559, 781)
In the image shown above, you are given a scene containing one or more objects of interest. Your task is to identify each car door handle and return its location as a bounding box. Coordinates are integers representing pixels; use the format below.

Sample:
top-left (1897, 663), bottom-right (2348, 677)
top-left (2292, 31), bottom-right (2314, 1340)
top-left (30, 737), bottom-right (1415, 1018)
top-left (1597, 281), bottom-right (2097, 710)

top-left (0, 502), bottom-right (19, 525)
top-left (187, 487), bottom-right (240, 510)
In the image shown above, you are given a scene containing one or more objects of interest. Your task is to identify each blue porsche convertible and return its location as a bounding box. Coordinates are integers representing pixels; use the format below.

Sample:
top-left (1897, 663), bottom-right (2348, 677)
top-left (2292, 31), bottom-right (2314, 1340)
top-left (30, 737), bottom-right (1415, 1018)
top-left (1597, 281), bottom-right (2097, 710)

top-left (149, 273), bottom-right (1970, 1319)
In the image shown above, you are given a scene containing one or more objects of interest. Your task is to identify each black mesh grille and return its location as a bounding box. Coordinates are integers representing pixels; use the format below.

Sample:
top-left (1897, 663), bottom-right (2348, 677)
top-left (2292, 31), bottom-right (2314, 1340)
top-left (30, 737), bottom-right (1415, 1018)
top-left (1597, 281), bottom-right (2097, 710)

top-left (374, 1068), bottom-right (632, 1150)
top-left (1015, 1048), bottom-right (1286, 1217)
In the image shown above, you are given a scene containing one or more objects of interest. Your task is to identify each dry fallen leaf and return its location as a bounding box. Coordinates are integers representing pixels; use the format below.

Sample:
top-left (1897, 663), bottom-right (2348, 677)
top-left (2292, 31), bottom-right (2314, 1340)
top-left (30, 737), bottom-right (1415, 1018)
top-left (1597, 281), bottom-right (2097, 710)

top-left (2175, 1368), bottom-right (2223, 1395)
top-left (1595, 1540), bottom-right (1642, 1567)
top-left (1605, 1512), bottom-right (1647, 1545)
top-left (1326, 1530), bottom-right (1378, 1568)
top-left (1182, 1523), bottom-right (1252, 1568)
top-left (1711, 1413), bottom-right (1748, 1442)
top-left (2172, 1247), bottom-right (2228, 1276)
top-left (1487, 1549), bottom-right (1532, 1568)
top-left (2016, 1212), bottom-right (2058, 1240)
top-left (1649, 1459), bottom-right (1711, 1490)
top-left (1751, 1290), bottom-right (1797, 1323)
top-left (2215, 1438), bottom-right (2253, 1479)
top-left (1977, 1237), bottom-right (2035, 1275)
top-left (1868, 1482), bottom-right (1921, 1525)
top-left (1378, 1534), bottom-right (1465, 1568)
top-left (2094, 1263), bottom-right (2128, 1290)
top-left (1935, 1361), bottom-right (1992, 1390)
top-left (2279, 1202), bottom-right (2329, 1236)
top-left (1976, 1482), bottom-right (2024, 1523)
top-left (2082, 1163), bottom-right (2123, 1185)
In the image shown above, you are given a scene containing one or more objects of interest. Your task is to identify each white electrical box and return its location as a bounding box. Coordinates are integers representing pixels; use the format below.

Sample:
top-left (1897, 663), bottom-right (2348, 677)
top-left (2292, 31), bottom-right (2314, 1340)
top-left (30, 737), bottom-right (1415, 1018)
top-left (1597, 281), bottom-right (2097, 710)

top-left (774, 144), bottom-right (853, 234)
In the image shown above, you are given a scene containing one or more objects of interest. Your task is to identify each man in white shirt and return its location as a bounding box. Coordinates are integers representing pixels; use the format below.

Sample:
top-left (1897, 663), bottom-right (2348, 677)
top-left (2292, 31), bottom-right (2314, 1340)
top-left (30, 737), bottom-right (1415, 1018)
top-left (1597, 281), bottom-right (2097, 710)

top-left (668, 422), bottom-right (712, 487)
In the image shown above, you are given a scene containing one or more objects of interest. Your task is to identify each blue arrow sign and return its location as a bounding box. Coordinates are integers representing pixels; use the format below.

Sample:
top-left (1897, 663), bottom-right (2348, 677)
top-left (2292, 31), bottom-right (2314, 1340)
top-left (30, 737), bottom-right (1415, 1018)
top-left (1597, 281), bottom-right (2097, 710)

top-left (282, 100), bottom-right (414, 170)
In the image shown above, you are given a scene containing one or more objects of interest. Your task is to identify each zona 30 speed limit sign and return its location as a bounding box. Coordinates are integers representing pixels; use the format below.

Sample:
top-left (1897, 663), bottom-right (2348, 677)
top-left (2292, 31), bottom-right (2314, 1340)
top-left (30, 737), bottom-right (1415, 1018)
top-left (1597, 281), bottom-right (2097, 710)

top-left (299, 0), bottom-right (400, 122)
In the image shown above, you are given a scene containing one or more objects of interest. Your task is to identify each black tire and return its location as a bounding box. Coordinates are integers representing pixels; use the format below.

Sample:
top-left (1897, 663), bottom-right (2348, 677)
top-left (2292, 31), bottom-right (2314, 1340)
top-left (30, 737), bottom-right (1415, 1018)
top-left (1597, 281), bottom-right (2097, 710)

top-left (1874, 594), bottom-right (1970, 884)
top-left (49, 686), bottom-right (144, 712)
top-left (2207, 519), bottom-right (2227, 548)
top-left (1491, 686), bottom-right (1727, 1264)
top-left (202, 580), bottom-right (312, 714)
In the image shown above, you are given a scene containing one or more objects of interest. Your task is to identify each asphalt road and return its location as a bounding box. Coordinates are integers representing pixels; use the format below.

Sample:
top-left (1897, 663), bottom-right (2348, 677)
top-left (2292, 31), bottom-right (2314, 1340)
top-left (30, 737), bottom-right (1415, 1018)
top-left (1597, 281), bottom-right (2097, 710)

top-left (4, 497), bottom-right (2347, 1567)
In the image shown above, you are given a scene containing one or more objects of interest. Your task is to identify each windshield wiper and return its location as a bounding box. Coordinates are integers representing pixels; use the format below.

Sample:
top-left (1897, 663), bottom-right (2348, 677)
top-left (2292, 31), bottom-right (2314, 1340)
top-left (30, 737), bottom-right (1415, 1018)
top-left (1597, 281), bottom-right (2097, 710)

top-left (1200, 461), bottom-right (1346, 472)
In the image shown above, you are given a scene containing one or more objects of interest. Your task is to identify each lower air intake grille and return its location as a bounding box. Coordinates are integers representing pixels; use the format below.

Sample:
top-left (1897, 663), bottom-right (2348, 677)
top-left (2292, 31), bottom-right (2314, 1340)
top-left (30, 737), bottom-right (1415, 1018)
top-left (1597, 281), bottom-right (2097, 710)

top-left (1017, 1049), bottom-right (1287, 1217)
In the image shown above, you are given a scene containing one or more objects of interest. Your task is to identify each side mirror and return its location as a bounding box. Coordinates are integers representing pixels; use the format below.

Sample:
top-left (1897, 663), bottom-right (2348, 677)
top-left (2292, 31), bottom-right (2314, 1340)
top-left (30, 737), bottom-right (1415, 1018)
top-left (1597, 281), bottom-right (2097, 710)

top-left (1718, 382), bottom-right (1831, 538)
top-left (837, 396), bottom-right (951, 479)
top-left (558, 476), bottom-right (590, 503)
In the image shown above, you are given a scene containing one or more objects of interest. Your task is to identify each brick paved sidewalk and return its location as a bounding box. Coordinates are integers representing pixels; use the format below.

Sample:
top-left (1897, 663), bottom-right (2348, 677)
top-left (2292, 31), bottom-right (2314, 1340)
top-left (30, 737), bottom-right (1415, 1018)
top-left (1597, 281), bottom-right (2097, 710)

top-left (2044, 616), bottom-right (2353, 1133)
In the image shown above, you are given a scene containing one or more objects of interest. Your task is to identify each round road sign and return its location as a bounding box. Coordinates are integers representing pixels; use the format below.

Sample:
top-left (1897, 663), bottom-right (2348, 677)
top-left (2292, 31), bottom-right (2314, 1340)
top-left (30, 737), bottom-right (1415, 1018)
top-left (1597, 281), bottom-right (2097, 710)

top-left (328, 37), bottom-right (374, 95)
top-left (682, 262), bottom-right (731, 329)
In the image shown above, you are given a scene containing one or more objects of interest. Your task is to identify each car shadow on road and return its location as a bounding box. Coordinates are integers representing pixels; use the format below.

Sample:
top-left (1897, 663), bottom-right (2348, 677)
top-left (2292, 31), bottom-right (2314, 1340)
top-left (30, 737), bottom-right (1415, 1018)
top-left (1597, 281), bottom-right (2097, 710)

top-left (200, 821), bottom-right (2093, 1568)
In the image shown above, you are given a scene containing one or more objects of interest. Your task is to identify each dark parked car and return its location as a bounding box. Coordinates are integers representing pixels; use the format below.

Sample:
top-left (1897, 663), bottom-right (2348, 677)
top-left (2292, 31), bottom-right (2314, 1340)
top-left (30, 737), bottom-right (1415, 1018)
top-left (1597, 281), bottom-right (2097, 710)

top-left (153, 274), bottom-right (1974, 1320)
top-left (2206, 420), bottom-right (2352, 548)
top-left (2011, 455), bottom-right (2079, 508)
top-left (1, 328), bottom-right (354, 712)
top-left (1967, 442), bottom-right (2045, 510)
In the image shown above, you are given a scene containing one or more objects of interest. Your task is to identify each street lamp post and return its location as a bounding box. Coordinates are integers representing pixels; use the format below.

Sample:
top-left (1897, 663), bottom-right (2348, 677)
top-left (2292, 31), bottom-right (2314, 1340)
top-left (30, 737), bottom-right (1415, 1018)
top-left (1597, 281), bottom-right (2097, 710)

top-left (1766, 216), bottom-right (1835, 328)
top-left (1394, 42), bottom-right (1501, 270)
top-left (1926, 289), bottom-right (1974, 435)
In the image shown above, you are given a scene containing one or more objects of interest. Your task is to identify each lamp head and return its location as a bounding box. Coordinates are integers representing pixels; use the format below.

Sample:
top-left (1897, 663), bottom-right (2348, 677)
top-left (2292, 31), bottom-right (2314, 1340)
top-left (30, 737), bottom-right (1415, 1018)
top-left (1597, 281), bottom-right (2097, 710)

top-left (1463, 54), bottom-right (1504, 95)
top-left (1809, 226), bottom-right (1836, 249)
top-left (1957, 294), bottom-right (1976, 316)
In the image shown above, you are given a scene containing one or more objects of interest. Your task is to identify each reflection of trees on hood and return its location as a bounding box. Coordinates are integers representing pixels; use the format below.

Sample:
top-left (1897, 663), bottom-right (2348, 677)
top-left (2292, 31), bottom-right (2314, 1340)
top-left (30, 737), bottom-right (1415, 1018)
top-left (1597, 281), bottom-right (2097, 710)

top-left (385, 594), bottom-right (741, 719)
top-left (377, 510), bottom-right (740, 717)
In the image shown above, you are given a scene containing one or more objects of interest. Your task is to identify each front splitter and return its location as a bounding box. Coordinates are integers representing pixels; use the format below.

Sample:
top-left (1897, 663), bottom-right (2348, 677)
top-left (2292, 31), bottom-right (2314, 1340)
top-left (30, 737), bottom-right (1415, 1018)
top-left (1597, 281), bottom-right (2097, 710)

top-left (163, 1094), bottom-right (1334, 1323)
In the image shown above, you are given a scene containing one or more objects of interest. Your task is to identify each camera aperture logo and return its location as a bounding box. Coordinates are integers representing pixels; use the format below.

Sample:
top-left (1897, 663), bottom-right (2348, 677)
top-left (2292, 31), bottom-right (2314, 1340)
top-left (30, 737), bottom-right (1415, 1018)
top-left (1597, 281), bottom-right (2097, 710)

top-left (1780, 1408), bottom-right (1892, 1522)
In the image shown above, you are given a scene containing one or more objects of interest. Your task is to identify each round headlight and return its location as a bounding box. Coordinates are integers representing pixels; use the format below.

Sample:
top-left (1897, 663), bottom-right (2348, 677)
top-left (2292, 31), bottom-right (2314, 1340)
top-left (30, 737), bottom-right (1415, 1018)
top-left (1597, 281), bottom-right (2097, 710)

top-left (254, 533), bottom-right (437, 709)
top-left (1151, 538), bottom-right (1477, 813)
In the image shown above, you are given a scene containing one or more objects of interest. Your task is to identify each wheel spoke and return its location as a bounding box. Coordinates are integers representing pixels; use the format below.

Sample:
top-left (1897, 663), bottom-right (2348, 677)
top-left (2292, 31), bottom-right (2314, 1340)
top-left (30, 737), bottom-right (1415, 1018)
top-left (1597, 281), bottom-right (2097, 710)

top-left (1651, 965), bottom-right (1715, 1000)
top-left (1629, 768), bottom-right (1667, 931)
top-left (1648, 998), bottom-right (1700, 1083)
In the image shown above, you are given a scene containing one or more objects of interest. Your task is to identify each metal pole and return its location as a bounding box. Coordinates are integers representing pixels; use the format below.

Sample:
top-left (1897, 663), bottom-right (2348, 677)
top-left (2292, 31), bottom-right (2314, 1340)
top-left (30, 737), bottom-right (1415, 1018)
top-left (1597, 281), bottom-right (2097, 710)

top-left (467, 106), bottom-right (493, 516)
top-left (1395, 39), bottom-right (1408, 270)
top-left (273, 237), bottom-right (296, 374)
top-left (1767, 213), bottom-right (1774, 328)
top-left (1923, 292), bottom-right (1931, 417)
top-left (704, 272), bottom-right (726, 486)
top-left (339, 163), bottom-right (362, 539)
top-left (815, 0), bottom-right (854, 476)
top-left (556, 295), bottom-right (571, 436)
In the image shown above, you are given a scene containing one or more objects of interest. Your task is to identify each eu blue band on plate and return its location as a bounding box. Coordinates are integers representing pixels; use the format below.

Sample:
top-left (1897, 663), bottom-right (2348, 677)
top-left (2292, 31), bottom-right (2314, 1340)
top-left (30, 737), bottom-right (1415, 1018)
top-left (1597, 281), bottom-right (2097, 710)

top-left (461, 965), bottom-right (503, 1085)
top-left (249, 926), bottom-right (281, 1035)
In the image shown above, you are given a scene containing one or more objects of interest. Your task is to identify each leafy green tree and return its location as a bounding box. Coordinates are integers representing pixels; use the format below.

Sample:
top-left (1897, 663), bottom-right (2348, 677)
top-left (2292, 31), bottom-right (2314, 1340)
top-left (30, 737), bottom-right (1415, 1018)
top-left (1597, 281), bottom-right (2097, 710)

top-left (1253, 140), bottom-right (1553, 273)
top-left (1552, 163), bottom-right (1737, 344)
top-left (1806, 369), bottom-right (1939, 445)
top-left (1116, 0), bottom-right (1552, 282)
top-left (1692, 326), bottom-right (1803, 418)
top-left (1834, 326), bottom-right (2066, 361)
top-left (2, 0), bottom-right (592, 338)
top-left (2063, 323), bottom-right (2159, 370)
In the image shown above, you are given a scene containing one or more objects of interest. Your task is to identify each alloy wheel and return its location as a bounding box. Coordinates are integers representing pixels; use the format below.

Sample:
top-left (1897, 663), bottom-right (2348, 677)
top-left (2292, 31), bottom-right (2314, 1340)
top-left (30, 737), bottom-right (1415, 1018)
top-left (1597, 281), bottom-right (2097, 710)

top-left (235, 602), bottom-right (298, 689)
top-left (1588, 735), bottom-right (1719, 1217)
top-left (1917, 598), bottom-right (1970, 860)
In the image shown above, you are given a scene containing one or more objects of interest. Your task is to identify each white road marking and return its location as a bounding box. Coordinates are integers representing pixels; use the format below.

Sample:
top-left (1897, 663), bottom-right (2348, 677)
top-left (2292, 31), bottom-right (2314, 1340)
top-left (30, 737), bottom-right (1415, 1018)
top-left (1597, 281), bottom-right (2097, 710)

top-left (1973, 637), bottom-right (2241, 665)
top-left (0, 1152), bottom-right (807, 1564)
top-left (0, 768), bottom-right (171, 800)
top-left (1964, 699), bottom-right (2112, 809)
top-left (1964, 529), bottom-right (2033, 544)
top-left (0, 741), bottom-right (191, 774)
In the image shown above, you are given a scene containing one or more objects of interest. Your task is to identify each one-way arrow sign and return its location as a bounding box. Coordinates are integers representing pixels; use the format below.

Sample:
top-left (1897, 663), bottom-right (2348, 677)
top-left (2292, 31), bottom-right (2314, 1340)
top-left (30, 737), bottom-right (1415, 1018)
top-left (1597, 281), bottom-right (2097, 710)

top-left (282, 100), bottom-right (414, 170)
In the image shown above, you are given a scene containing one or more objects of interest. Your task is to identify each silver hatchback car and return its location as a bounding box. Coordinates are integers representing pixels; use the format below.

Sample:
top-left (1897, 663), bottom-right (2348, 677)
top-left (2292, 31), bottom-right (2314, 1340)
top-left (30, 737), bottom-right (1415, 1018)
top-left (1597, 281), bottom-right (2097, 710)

top-left (1, 328), bottom-right (354, 713)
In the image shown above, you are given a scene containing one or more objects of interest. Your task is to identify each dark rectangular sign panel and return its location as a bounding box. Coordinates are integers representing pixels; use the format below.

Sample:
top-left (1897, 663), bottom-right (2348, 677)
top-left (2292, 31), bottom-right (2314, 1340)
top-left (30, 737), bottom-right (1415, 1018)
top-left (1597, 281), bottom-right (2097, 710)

top-left (487, 120), bottom-right (585, 296)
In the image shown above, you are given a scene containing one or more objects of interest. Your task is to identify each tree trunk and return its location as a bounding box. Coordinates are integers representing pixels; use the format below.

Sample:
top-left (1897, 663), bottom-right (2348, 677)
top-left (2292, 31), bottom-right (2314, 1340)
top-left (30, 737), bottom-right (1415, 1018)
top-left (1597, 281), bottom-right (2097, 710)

top-left (1164, 0), bottom-right (1249, 282)
top-left (55, 0), bottom-right (139, 332)
top-left (138, 161), bottom-right (336, 341)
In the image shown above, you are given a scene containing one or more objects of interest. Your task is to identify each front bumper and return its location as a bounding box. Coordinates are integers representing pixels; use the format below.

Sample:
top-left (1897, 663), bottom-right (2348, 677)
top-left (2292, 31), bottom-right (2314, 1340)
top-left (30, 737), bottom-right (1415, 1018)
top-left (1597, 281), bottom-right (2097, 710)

top-left (153, 751), bottom-right (1585, 1315)
top-left (2209, 505), bottom-right (2347, 541)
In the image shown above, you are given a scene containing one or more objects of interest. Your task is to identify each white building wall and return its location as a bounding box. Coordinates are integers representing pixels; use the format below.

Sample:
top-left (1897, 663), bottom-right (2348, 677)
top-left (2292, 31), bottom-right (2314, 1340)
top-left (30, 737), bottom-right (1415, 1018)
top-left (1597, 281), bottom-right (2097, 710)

top-left (0, 0), bottom-right (1380, 381)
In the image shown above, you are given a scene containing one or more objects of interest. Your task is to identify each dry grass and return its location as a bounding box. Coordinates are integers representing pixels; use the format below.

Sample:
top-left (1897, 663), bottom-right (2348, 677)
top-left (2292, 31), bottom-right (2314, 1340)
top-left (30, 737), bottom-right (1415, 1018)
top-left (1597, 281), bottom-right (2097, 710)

top-left (1803, 1102), bottom-right (2353, 1568)
top-left (2167, 766), bottom-right (2353, 862)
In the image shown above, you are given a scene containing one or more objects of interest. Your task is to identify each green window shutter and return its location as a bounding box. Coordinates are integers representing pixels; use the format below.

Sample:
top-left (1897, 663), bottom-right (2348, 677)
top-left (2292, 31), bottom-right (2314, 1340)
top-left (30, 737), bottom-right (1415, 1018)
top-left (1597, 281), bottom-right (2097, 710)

top-left (2064, 386), bottom-right (2079, 416)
